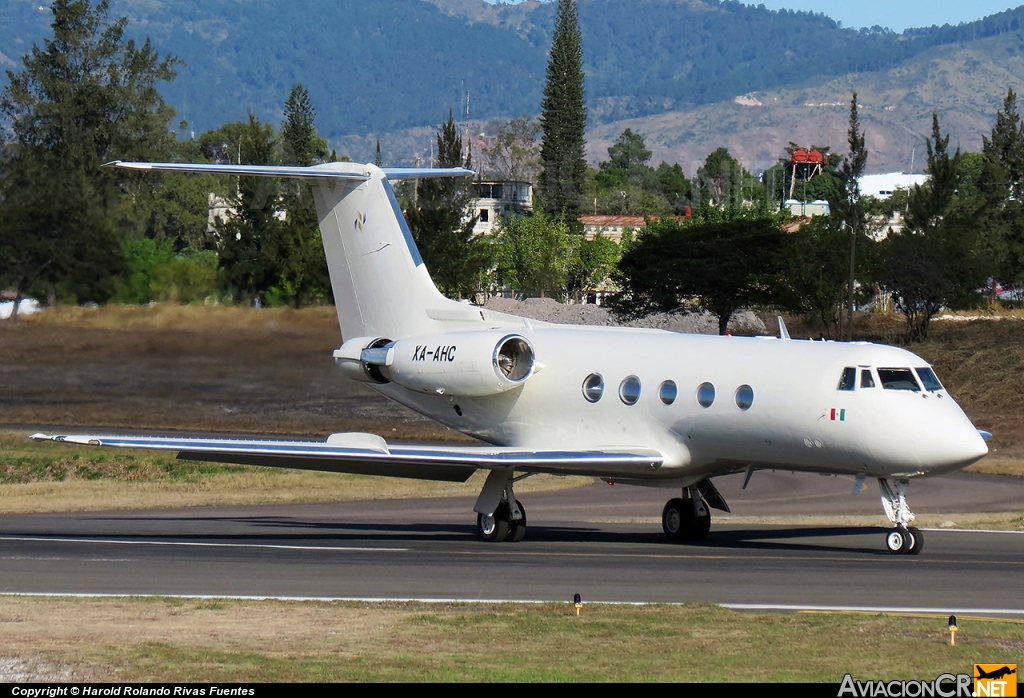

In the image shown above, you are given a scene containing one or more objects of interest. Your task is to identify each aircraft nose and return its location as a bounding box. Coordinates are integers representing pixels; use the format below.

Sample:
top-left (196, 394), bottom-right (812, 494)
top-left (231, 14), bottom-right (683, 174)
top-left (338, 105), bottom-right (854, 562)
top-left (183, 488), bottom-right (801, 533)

top-left (928, 420), bottom-right (988, 472)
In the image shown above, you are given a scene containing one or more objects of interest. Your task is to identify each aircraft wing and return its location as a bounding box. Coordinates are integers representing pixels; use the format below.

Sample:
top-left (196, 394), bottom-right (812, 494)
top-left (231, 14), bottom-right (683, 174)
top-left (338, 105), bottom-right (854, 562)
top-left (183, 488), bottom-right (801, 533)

top-left (105, 161), bottom-right (473, 181)
top-left (29, 432), bottom-right (664, 483)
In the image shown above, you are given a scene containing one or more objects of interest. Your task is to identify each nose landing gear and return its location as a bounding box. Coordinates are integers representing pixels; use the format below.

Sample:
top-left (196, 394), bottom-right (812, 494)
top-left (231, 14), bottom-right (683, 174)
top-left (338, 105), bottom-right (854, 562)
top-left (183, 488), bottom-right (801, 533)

top-left (879, 479), bottom-right (923, 555)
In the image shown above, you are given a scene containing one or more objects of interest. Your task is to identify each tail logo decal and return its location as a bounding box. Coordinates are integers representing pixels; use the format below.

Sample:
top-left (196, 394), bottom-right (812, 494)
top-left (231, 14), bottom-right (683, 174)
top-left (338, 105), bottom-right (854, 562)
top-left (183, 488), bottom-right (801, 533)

top-left (354, 211), bottom-right (366, 231)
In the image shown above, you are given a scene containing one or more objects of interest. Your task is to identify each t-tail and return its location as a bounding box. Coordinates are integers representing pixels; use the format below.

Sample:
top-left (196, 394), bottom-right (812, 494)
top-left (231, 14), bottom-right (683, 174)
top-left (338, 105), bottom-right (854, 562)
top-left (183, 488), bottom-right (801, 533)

top-left (108, 161), bottom-right (479, 340)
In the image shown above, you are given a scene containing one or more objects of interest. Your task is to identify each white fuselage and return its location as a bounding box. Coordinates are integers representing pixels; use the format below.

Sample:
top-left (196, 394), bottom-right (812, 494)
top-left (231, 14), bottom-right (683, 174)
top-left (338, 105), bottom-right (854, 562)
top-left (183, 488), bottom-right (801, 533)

top-left (371, 325), bottom-right (988, 485)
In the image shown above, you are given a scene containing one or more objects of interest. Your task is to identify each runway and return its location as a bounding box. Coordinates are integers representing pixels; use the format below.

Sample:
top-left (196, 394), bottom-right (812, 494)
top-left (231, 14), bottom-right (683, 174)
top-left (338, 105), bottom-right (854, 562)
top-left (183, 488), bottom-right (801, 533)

top-left (1, 471), bottom-right (1022, 609)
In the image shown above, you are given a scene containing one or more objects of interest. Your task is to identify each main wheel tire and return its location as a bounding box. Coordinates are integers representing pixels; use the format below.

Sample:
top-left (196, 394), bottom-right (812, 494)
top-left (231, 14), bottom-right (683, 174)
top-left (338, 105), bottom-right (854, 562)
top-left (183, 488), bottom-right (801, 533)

top-left (507, 502), bottom-right (527, 542)
top-left (662, 498), bottom-right (691, 542)
top-left (690, 505), bottom-right (711, 542)
top-left (906, 526), bottom-right (923, 555)
top-left (886, 527), bottom-right (911, 554)
top-left (477, 506), bottom-right (509, 542)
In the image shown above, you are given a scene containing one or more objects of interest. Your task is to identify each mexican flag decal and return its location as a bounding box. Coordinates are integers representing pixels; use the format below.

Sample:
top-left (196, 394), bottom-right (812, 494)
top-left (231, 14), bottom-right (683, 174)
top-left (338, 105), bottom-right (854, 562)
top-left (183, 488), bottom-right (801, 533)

top-left (830, 408), bottom-right (846, 421)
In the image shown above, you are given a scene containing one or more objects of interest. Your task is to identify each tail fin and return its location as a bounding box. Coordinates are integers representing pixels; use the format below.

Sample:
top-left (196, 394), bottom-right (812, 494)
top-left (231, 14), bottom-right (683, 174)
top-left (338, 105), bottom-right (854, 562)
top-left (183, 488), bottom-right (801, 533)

top-left (109, 161), bottom-right (484, 340)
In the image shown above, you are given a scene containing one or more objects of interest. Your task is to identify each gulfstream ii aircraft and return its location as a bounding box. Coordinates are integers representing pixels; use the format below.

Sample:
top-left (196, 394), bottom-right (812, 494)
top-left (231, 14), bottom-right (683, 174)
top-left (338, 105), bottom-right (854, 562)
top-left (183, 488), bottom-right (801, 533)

top-left (32, 161), bottom-right (991, 554)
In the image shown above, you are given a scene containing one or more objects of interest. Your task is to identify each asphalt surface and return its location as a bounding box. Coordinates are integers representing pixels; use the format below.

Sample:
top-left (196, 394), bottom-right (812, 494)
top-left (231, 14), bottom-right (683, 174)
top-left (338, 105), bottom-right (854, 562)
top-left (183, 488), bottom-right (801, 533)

top-left (1, 471), bottom-right (1022, 609)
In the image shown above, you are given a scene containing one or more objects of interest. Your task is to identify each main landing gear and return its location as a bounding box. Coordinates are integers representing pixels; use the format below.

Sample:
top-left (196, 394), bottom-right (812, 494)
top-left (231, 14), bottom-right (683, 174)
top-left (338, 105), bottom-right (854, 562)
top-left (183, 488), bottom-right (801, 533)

top-left (879, 478), bottom-right (923, 555)
top-left (474, 470), bottom-right (527, 542)
top-left (662, 486), bottom-right (712, 543)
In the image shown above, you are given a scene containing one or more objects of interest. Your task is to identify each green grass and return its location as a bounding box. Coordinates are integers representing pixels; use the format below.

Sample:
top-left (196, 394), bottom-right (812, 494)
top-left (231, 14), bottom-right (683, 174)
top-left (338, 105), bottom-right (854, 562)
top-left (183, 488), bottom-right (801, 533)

top-left (0, 438), bottom-right (248, 485)
top-left (17, 600), bottom-right (1019, 682)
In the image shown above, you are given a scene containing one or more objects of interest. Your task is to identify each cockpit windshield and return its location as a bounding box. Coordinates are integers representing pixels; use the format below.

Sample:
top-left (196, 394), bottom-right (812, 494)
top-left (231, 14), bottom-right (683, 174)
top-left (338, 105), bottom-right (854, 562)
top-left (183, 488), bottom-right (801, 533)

top-left (915, 367), bottom-right (943, 392)
top-left (860, 369), bottom-right (875, 388)
top-left (878, 368), bottom-right (921, 391)
top-left (837, 367), bottom-right (856, 391)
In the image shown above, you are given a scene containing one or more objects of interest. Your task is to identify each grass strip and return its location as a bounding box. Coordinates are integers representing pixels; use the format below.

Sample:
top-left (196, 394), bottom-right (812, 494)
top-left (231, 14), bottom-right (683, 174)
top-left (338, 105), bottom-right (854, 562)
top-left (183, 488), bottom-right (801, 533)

top-left (1, 597), bottom-right (1021, 682)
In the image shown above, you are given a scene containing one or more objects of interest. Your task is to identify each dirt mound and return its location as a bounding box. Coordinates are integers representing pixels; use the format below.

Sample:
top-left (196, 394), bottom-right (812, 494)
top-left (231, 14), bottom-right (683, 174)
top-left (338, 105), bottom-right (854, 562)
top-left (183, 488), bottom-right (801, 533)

top-left (483, 297), bottom-right (767, 334)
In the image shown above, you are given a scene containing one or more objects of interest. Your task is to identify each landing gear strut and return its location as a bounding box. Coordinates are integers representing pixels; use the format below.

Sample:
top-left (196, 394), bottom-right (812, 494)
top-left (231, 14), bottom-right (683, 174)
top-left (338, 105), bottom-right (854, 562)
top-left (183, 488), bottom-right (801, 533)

top-left (879, 478), bottom-right (923, 555)
top-left (474, 470), bottom-right (527, 542)
top-left (662, 486), bottom-right (711, 543)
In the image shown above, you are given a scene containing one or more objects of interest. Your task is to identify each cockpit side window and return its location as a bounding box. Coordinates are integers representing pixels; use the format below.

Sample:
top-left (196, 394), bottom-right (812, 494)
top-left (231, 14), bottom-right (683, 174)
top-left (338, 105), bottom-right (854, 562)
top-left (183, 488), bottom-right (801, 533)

top-left (878, 368), bottom-right (921, 391)
top-left (837, 367), bottom-right (856, 391)
top-left (915, 367), bottom-right (943, 392)
top-left (860, 369), bottom-right (875, 388)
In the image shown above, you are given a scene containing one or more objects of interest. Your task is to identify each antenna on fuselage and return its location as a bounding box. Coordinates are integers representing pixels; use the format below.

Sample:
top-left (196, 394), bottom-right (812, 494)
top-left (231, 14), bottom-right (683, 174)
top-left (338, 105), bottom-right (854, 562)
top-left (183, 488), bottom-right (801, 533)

top-left (777, 316), bottom-right (791, 341)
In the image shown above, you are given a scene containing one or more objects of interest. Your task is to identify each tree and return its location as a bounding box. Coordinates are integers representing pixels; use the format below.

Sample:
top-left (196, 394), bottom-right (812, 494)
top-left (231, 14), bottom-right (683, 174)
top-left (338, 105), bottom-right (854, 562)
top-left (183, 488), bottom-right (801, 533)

top-left (611, 213), bottom-right (790, 335)
top-left (482, 116), bottom-right (541, 185)
top-left (406, 112), bottom-right (491, 299)
top-left (785, 217), bottom-right (852, 337)
top-left (590, 129), bottom-right (673, 215)
top-left (493, 212), bottom-right (574, 299)
top-left (694, 148), bottom-right (763, 211)
top-left (596, 129), bottom-right (655, 189)
top-left (980, 89), bottom-right (1024, 285)
top-left (982, 88), bottom-right (1024, 200)
top-left (0, 0), bottom-right (178, 310)
top-left (539, 0), bottom-right (587, 225)
top-left (216, 113), bottom-right (281, 303)
top-left (655, 162), bottom-right (692, 214)
top-left (281, 84), bottom-right (327, 167)
top-left (275, 84), bottom-right (331, 306)
top-left (832, 93), bottom-right (870, 340)
top-left (837, 94), bottom-right (868, 218)
top-left (602, 129), bottom-right (652, 175)
top-left (565, 234), bottom-right (622, 303)
top-left (878, 114), bottom-right (982, 342)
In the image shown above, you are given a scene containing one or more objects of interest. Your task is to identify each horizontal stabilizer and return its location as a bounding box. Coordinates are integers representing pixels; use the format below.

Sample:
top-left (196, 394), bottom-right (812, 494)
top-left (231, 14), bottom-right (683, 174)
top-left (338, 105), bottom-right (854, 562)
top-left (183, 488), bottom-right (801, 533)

top-left (30, 433), bottom-right (664, 481)
top-left (105, 161), bottom-right (473, 181)
top-left (381, 167), bottom-right (474, 180)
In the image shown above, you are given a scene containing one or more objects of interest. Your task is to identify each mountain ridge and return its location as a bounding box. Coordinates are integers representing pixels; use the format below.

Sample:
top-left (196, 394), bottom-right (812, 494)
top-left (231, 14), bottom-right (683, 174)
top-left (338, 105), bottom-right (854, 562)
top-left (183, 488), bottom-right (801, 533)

top-left (1, 1), bottom-right (1023, 171)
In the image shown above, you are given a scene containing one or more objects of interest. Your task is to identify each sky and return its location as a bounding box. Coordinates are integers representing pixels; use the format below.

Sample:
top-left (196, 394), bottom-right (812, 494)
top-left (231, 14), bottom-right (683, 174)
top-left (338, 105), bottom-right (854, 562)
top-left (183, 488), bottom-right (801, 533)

top-left (486, 1), bottom-right (1022, 33)
top-left (748, 1), bottom-right (1021, 32)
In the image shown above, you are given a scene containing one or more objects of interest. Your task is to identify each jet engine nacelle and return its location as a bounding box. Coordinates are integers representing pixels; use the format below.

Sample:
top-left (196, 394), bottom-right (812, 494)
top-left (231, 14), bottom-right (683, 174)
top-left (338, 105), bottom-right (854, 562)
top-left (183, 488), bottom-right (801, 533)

top-left (334, 332), bottom-right (536, 397)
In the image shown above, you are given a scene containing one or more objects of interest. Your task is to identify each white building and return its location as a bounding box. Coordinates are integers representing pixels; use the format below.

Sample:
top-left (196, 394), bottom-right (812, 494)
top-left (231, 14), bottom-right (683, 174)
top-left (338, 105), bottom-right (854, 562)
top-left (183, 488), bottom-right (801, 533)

top-left (784, 199), bottom-right (830, 217)
top-left (858, 172), bottom-right (929, 199)
top-left (471, 181), bottom-right (533, 236)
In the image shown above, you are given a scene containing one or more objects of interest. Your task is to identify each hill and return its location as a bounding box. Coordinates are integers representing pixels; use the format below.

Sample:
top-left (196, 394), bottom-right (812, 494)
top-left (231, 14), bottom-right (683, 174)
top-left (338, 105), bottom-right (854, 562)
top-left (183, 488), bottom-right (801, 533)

top-left (586, 30), bottom-right (1024, 173)
top-left (2, 0), bottom-right (1024, 169)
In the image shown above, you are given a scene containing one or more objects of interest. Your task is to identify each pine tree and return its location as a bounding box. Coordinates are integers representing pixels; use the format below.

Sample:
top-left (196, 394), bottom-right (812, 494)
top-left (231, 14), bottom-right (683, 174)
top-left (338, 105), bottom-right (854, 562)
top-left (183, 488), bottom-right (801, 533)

top-left (539, 0), bottom-right (586, 227)
top-left (834, 92), bottom-right (869, 340)
top-left (217, 113), bottom-right (281, 304)
top-left (907, 113), bottom-right (960, 230)
top-left (881, 113), bottom-right (982, 342)
top-left (281, 84), bottom-right (321, 167)
top-left (983, 88), bottom-right (1024, 199)
top-left (979, 89), bottom-right (1024, 285)
top-left (276, 84), bottom-right (330, 306)
top-left (406, 112), bottom-right (491, 298)
top-left (0, 0), bottom-right (177, 307)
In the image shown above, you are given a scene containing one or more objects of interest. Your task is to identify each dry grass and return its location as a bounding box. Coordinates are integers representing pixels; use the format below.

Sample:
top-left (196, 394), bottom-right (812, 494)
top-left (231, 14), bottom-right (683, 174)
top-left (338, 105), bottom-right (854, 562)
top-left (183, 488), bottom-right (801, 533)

top-left (0, 471), bottom-right (591, 515)
top-left (1, 596), bottom-right (1021, 682)
top-left (20, 302), bottom-right (342, 333)
top-left (0, 430), bottom-right (591, 514)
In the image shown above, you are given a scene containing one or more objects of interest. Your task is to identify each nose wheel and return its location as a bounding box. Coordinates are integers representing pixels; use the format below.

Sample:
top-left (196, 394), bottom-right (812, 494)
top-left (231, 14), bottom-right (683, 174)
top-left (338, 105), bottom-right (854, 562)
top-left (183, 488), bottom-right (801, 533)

top-left (879, 479), bottom-right (923, 555)
top-left (885, 525), bottom-right (923, 555)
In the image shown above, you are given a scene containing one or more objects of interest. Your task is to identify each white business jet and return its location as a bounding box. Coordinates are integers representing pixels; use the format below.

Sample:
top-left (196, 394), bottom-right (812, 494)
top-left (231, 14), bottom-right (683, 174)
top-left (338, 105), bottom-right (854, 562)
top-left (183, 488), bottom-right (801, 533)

top-left (32, 161), bottom-right (991, 554)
